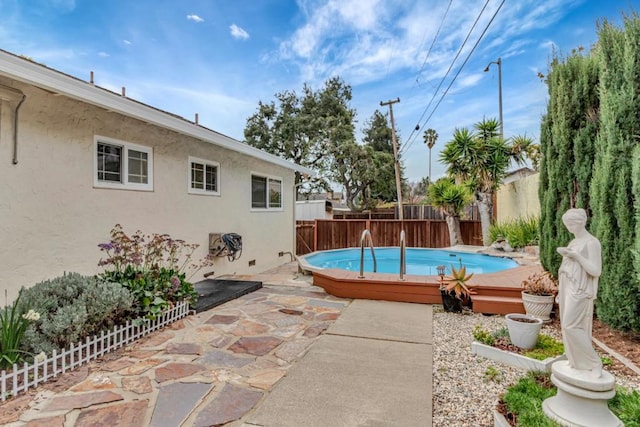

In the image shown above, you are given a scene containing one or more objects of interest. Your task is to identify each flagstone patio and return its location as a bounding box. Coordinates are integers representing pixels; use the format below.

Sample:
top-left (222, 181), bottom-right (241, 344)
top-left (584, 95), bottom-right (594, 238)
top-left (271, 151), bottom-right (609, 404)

top-left (2, 263), bottom-right (351, 426)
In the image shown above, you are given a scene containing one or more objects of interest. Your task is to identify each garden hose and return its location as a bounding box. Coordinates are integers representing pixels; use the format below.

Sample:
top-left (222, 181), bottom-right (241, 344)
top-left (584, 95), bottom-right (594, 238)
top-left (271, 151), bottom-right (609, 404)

top-left (221, 233), bottom-right (242, 262)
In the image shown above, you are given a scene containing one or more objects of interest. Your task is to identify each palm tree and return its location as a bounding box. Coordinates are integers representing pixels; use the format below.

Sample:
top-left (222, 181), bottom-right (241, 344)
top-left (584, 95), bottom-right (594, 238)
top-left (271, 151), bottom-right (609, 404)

top-left (429, 178), bottom-right (472, 246)
top-left (440, 118), bottom-right (532, 245)
top-left (423, 128), bottom-right (438, 183)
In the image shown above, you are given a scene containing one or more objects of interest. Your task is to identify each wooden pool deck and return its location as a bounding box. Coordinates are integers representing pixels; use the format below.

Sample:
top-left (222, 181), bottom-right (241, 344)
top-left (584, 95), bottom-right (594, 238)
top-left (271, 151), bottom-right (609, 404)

top-left (311, 263), bottom-right (544, 315)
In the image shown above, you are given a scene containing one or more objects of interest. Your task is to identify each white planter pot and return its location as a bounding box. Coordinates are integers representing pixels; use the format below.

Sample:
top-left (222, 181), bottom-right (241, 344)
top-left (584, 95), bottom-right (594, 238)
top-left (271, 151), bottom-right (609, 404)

top-left (521, 291), bottom-right (555, 322)
top-left (505, 313), bottom-right (543, 350)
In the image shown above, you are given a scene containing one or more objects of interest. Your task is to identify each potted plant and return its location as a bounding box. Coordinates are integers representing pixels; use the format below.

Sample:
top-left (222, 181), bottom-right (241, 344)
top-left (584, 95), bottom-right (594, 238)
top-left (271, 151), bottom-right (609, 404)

top-left (505, 313), bottom-right (543, 349)
top-left (521, 271), bottom-right (558, 322)
top-left (438, 264), bottom-right (475, 313)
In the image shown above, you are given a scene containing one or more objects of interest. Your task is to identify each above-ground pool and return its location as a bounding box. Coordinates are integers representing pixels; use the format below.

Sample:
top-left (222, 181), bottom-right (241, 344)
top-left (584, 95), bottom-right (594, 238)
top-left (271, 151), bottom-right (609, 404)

top-left (300, 247), bottom-right (519, 275)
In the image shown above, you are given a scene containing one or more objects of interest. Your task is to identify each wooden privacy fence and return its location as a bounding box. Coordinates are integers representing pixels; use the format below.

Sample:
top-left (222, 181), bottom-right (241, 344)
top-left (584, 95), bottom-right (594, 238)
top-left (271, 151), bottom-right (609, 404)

top-left (332, 205), bottom-right (479, 221)
top-left (296, 219), bottom-right (483, 255)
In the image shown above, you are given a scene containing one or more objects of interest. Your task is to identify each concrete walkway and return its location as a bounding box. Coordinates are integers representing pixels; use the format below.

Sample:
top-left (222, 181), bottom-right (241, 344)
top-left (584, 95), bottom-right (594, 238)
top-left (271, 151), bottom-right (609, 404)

top-left (247, 299), bottom-right (432, 427)
top-left (1, 263), bottom-right (433, 426)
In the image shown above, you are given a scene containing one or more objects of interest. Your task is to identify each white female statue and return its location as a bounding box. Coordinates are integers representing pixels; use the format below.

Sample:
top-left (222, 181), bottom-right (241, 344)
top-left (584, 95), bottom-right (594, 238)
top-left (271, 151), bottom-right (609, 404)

top-left (556, 208), bottom-right (602, 378)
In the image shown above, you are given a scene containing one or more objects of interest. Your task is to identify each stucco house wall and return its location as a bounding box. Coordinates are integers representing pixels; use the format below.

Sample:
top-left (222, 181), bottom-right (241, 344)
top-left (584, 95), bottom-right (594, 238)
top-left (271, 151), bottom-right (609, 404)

top-left (0, 51), bottom-right (310, 302)
top-left (496, 172), bottom-right (541, 223)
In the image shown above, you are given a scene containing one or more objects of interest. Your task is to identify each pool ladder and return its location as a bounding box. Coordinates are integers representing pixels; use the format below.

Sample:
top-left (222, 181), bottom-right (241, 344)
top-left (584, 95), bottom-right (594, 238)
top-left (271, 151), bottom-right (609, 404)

top-left (399, 229), bottom-right (406, 281)
top-left (358, 229), bottom-right (407, 280)
top-left (358, 229), bottom-right (377, 278)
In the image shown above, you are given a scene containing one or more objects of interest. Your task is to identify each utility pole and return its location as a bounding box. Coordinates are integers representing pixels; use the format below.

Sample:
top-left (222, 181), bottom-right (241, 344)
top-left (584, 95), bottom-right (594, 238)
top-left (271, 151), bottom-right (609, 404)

top-left (380, 97), bottom-right (403, 221)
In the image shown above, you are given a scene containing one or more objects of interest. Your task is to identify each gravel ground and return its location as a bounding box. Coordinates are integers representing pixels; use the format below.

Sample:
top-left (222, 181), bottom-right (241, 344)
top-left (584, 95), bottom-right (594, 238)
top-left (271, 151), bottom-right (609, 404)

top-left (432, 307), bottom-right (640, 427)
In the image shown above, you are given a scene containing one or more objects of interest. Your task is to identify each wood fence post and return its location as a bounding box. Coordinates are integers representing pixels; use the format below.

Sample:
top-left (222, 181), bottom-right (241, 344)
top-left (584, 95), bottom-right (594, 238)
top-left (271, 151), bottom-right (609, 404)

top-left (313, 219), bottom-right (318, 252)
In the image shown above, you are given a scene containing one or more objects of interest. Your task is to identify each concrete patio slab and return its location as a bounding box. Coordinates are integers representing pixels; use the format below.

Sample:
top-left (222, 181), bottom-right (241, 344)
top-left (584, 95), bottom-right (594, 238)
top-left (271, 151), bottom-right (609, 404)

top-left (327, 299), bottom-right (432, 344)
top-left (246, 333), bottom-right (432, 427)
top-left (247, 299), bottom-right (433, 426)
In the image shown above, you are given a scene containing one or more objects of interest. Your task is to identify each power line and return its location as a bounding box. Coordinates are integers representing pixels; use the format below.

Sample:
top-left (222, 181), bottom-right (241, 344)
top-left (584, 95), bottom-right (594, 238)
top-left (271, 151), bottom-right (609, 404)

top-left (402, 0), bottom-right (492, 150)
top-left (401, 0), bottom-right (506, 155)
top-left (419, 0), bottom-right (506, 137)
top-left (414, 0), bottom-right (453, 87)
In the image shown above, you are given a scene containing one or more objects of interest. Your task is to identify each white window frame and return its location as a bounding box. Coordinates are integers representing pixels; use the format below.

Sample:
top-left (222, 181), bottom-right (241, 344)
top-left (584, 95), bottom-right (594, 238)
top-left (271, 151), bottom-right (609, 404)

top-left (188, 156), bottom-right (221, 196)
top-left (251, 172), bottom-right (283, 211)
top-left (93, 135), bottom-right (153, 191)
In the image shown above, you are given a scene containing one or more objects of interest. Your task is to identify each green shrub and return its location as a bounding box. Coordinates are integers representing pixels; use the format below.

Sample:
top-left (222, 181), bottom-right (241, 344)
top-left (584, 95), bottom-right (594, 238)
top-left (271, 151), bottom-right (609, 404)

top-left (473, 324), bottom-right (495, 345)
top-left (501, 372), bottom-right (563, 427)
top-left (523, 335), bottom-right (564, 361)
top-left (483, 366), bottom-right (503, 383)
top-left (610, 387), bottom-right (640, 427)
top-left (501, 372), bottom-right (640, 427)
top-left (492, 326), bottom-right (511, 340)
top-left (18, 273), bottom-right (133, 354)
top-left (489, 216), bottom-right (539, 249)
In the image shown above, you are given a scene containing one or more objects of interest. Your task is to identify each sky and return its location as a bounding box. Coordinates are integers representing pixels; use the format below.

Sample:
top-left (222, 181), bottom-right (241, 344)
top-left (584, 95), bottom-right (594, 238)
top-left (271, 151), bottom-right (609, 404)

top-left (0, 0), bottom-right (638, 186)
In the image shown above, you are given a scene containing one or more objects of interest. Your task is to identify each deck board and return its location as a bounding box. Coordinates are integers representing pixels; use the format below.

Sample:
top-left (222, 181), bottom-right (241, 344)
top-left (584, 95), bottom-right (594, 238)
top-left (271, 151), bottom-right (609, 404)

top-left (312, 264), bottom-right (543, 314)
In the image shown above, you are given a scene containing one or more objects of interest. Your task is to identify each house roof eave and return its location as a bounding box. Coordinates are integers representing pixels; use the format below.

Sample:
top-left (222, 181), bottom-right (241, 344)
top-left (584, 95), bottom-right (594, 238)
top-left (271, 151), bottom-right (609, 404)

top-left (0, 49), bottom-right (315, 176)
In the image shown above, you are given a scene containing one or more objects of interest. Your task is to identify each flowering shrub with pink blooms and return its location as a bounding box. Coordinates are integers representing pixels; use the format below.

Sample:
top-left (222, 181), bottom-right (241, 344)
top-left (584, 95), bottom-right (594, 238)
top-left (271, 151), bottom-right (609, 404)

top-left (98, 225), bottom-right (213, 320)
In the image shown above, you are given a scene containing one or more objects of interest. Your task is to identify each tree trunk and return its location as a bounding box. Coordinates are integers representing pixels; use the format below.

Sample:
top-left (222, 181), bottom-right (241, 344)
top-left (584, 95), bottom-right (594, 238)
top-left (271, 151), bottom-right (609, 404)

top-left (445, 214), bottom-right (464, 246)
top-left (477, 191), bottom-right (494, 246)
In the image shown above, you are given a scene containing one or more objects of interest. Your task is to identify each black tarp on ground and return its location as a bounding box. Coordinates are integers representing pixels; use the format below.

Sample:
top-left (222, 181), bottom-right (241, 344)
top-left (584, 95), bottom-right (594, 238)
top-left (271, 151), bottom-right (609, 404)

top-left (193, 279), bottom-right (263, 313)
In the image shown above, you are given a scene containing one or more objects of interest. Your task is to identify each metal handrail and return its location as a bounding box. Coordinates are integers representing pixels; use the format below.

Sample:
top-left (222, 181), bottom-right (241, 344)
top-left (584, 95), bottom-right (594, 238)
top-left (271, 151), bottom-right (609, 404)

top-left (359, 229), bottom-right (377, 278)
top-left (399, 229), bottom-right (406, 281)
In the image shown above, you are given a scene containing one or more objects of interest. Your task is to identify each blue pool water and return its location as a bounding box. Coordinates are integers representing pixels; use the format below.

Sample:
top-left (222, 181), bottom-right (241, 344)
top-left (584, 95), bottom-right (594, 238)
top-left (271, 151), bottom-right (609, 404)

top-left (301, 247), bottom-right (519, 275)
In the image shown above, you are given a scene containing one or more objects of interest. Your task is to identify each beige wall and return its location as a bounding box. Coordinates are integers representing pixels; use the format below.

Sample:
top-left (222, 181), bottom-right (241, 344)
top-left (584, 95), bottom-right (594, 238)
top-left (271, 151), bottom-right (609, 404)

top-left (0, 79), bottom-right (295, 301)
top-left (496, 172), bottom-right (541, 223)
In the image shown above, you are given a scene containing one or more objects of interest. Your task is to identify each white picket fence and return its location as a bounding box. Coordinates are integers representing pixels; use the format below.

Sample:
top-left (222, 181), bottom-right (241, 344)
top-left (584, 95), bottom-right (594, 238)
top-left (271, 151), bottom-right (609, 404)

top-left (0, 301), bottom-right (192, 401)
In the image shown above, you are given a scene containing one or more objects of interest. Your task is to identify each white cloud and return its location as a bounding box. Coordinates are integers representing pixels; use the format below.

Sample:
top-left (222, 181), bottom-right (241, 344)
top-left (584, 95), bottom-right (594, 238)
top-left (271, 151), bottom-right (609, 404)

top-left (455, 73), bottom-right (483, 90)
top-left (230, 24), bottom-right (249, 40)
top-left (187, 14), bottom-right (204, 23)
top-left (123, 40), bottom-right (132, 45)
top-left (539, 40), bottom-right (556, 50)
top-left (98, 51), bottom-right (109, 57)
top-left (333, 0), bottom-right (381, 30)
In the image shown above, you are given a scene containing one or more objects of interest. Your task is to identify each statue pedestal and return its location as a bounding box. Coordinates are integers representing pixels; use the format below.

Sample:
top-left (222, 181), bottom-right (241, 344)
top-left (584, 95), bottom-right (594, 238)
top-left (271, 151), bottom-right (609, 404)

top-left (542, 361), bottom-right (622, 427)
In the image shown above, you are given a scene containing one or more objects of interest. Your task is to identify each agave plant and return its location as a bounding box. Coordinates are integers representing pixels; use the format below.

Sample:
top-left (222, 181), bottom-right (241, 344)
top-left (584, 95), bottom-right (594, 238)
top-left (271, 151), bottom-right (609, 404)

top-left (439, 264), bottom-right (476, 300)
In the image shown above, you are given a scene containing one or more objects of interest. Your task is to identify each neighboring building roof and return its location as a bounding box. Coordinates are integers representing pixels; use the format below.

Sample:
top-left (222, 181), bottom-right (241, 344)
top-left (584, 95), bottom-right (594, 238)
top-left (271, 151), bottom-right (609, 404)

top-left (296, 191), bottom-right (343, 202)
top-left (503, 167), bottom-right (537, 184)
top-left (0, 49), bottom-right (314, 176)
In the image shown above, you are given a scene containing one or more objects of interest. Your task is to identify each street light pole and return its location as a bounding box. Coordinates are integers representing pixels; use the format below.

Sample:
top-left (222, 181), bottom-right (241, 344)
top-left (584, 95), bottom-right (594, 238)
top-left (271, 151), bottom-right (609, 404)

top-left (484, 57), bottom-right (503, 140)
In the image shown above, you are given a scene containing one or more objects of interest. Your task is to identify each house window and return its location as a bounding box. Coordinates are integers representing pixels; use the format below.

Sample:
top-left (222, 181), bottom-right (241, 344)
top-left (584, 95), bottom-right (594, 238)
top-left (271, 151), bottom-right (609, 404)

top-left (251, 173), bottom-right (282, 210)
top-left (189, 156), bottom-right (220, 195)
top-left (94, 136), bottom-right (153, 191)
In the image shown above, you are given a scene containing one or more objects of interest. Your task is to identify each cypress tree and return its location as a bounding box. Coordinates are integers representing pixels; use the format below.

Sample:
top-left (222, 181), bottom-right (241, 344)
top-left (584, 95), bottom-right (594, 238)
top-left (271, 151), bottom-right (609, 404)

top-left (632, 145), bottom-right (640, 331)
top-left (539, 53), bottom-right (599, 276)
top-left (590, 15), bottom-right (640, 331)
top-left (539, 88), bottom-right (562, 274)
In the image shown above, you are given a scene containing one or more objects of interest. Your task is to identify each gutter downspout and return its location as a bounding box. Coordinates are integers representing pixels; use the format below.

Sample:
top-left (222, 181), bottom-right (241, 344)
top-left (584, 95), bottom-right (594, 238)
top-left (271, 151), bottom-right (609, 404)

top-left (12, 93), bottom-right (26, 165)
